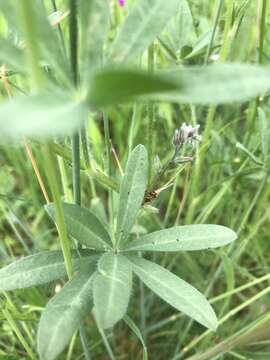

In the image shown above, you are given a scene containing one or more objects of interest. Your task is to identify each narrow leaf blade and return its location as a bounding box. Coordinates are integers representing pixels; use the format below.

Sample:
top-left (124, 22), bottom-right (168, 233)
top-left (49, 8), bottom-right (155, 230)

top-left (123, 225), bottom-right (237, 252)
top-left (93, 253), bottom-right (132, 329)
top-left (37, 265), bottom-right (95, 360)
top-left (0, 250), bottom-right (97, 291)
top-left (109, 0), bottom-right (180, 63)
top-left (116, 145), bottom-right (148, 244)
top-left (129, 257), bottom-right (218, 331)
top-left (45, 202), bottom-right (112, 250)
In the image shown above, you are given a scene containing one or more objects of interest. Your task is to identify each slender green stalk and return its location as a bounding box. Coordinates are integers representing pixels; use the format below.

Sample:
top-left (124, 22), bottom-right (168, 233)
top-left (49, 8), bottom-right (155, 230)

top-left (81, 125), bottom-right (97, 197)
top-left (128, 104), bottom-right (137, 156)
top-left (69, 0), bottom-right (78, 86)
top-left (147, 43), bottom-right (155, 183)
top-left (43, 143), bottom-right (73, 279)
top-left (258, 0), bottom-right (267, 65)
top-left (2, 307), bottom-right (35, 359)
top-left (72, 133), bottom-right (81, 205)
top-left (18, 0), bottom-right (43, 89)
top-left (103, 113), bottom-right (115, 245)
top-left (204, 0), bottom-right (224, 65)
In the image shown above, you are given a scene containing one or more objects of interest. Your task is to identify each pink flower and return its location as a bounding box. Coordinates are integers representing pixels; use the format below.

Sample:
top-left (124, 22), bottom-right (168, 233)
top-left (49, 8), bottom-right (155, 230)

top-left (118, 0), bottom-right (125, 7)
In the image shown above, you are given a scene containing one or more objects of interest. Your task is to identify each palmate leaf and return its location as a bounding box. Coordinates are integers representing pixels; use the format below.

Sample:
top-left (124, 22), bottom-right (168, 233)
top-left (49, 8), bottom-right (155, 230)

top-left (129, 256), bottom-right (218, 331)
top-left (0, 90), bottom-right (86, 140)
top-left (109, 0), bottom-right (180, 63)
top-left (116, 145), bottom-right (148, 245)
top-left (123, 224), bottom-right (237, 252)
top-left (0, 250), bottom-right (98, 291)
top-left (37, 264), bottom-right (96, 360)
top-left (46, 202), bottom-right (112, 251)
top-left (93, 253), bottom-right (132, 329)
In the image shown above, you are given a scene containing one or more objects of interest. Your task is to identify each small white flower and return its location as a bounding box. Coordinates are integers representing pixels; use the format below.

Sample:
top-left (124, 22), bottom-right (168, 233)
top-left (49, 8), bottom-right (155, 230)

top-left (172, 123), bottom-right (202, 147)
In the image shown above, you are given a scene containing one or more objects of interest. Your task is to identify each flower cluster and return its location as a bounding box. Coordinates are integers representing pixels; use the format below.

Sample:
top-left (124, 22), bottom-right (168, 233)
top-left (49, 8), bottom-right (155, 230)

top-left (172, 123), bottom-right (202, 148)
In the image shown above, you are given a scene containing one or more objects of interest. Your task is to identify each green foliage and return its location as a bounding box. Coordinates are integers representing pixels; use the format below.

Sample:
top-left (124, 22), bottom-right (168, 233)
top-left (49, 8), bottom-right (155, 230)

top-left (116, 144), bottom-right (148, 245)
top-left (122, 224), bottom-right (237, 252)
top-left (0, 145), bottom-right (237, 359)
top-left (0, 0), bottom-right (268, 359)
top-left (93, 253), bottom-right (132, 329)
top-left (128, 256), bottom-right (218, 330)
top-left (46, 202), bottom-right (112, 250)
top-left (0, 90), bottom-right (86, 140)
top-left (109, 0), bottom-right (180, 63)
top-left (37, 264), bottom-right (96, 360)
top-left (0, 250), bottom-right (97, 291)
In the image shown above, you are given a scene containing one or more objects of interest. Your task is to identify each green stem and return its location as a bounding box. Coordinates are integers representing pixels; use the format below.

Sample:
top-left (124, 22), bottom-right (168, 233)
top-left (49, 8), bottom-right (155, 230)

top-left (69, 0), bottom-right (78, 85)
top-left (72, 133), bottom-right (81, 205)
top-left (147, 43), bottom-right (155, 184)
top-left (103, 113), bottom-right (115, 245)
top-left (2, 307), bottom-right (35, 359)
top-left (204, 0), bottom-right (224, 65)
top-left (81, 126), bottom-right (97, 197)
top-left (259, 0), bottom-right (267, 65)
top-left (18, 0), bottom-right (43, 89)
top-left (43, 143), bottom-right (73, 279)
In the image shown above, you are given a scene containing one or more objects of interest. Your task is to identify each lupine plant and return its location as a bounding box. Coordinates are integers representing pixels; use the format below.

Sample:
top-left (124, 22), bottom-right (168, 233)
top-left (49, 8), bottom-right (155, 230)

top-left (0, 143), bottom-right (237, 360)
top-left (0, 0), bottom-right (270, 359)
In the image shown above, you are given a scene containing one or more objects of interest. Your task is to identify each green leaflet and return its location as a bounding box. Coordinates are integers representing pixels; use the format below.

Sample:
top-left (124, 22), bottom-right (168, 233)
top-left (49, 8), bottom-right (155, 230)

top-left (116, 145), bottom-right (148, 245)
top-left (87, 68), bottom-right (179, 107)
top-left (122, 224), bottom-right (237, 252)
top-left (129, 256), bottom-right (218, 331)
top-left (88, 64), bottom-right (270, 108)
top-left (0, 90), bottom-right (86, 140)
top-left (93, 253), bottom-right (132, 329)
top-left (153, 63), bottom-right (270, 104)
top-left (46, 202), bottom-right (112, 250)
top-left (109, 0), bottom-right (180, 63)
top-left (0, 250), bottom-right (97, 291)
top-left (37, 265), bottom-right (95, 360)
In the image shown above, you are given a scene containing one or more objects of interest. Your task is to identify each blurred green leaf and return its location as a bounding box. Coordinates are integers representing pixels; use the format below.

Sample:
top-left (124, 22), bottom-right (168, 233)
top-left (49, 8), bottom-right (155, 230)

top-left (0, 250), bottom-right (97, 291)
top-left (109, 0), bottom-right (180, 63)
top-left (88, 64), bottom-right (270, 107)
top-left (123, 224), bottom-right (237, 252)
top-left (93, 253), bottom-right (132, 329)
top-left (155, 63), bottom-right (270, 104)
top-left (87, 68), bottom-right (180, 107)
top-left (37, 265), bottom-right (95, 360)
top-left (46, 202), bottom-right (112, 251)
top-left (0, 90), bottom-right (86, 140)
top-left (116, 145), bottom-right (148, 245)
top-left (129, 256), bottom-right (218, 330)
top-left (79, 0), bottom-right (110, 86)
top-left (161, 0), bottom-right (194, 57)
